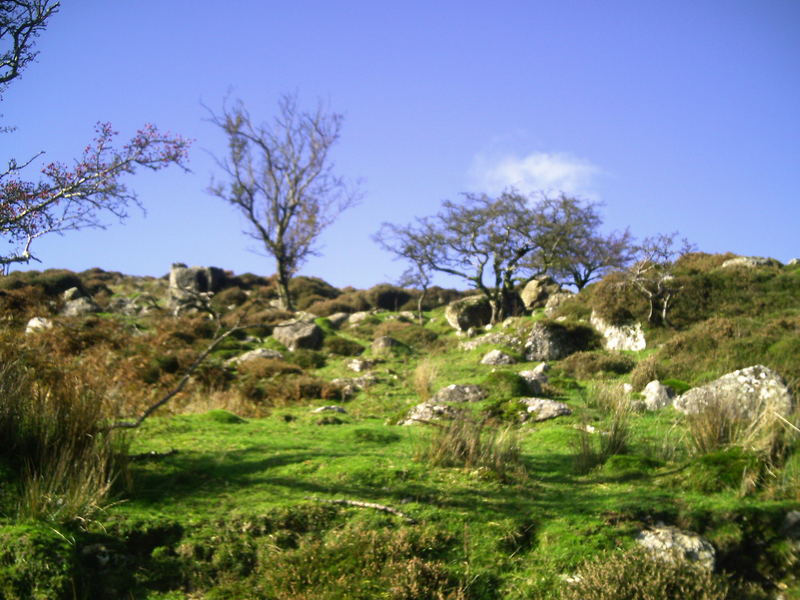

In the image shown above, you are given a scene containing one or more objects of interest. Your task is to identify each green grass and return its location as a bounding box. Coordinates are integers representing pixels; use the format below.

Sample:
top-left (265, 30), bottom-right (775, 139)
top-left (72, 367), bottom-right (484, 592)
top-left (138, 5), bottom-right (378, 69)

top-left (2, 264), bottom-right (799, 599)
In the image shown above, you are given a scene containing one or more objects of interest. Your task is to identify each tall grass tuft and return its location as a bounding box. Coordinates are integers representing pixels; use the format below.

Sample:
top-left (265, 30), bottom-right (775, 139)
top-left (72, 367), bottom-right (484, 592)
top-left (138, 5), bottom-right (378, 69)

top-left (412, 358), bottom-right (440, 402)
top-left (0, 348), bottom-right (126, 523)
top-left (573, 383), bottom-right (633, 473)
top-left (415, 411), bottom-right (526, 481)
top-left (684, 394), bottom-right (792, 457)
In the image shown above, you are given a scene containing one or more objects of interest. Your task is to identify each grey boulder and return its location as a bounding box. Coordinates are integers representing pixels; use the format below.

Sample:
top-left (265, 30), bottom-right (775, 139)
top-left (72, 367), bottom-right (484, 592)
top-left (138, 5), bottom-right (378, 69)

top-left (273, 320), bottom-right (323, 351)
top-left (673, 365), bottom-right (793, 420)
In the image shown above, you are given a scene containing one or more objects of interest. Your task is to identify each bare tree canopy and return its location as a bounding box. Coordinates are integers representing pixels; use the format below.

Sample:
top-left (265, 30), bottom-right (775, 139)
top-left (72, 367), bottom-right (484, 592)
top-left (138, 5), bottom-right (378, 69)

top-left (527, 194), bottom-right (635, 290)
top-left (0, 0), bottom-right (59, 90)
top-left (621, 232), bottom-right (696, 327)
top-left (376, 191), bottom-right (632, 321)
top-left (207, 94), bottom-right (359, 311)
top-left (0, 1), bottom-right (191, 271)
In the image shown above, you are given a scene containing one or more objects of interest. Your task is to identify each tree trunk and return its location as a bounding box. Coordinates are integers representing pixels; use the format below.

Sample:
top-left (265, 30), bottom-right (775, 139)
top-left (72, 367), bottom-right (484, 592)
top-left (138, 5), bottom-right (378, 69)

top-left (276, 261), bottom-right (294, 311)
top-left (416, 286), bottom-right (427, 325)
top-left (489, 293), bottom-right (503, 324)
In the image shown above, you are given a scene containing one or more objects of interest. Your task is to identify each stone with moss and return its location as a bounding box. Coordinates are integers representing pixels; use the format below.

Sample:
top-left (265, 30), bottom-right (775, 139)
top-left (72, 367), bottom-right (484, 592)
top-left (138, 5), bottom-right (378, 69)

top-left (673, 365), bottom-right (794, 419)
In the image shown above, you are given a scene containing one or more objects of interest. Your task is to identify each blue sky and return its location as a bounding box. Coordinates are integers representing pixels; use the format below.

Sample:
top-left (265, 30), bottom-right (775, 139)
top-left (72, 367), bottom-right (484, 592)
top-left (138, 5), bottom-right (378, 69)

top-left (2, 0), bottom-right (798, 288)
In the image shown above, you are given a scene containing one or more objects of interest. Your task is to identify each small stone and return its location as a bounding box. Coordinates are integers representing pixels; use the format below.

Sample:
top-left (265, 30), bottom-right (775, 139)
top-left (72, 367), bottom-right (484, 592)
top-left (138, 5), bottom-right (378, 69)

top-left (227, 348), bottom-right (284, 366)
top-left (25, 317), bottom-right (53, 334)
top-left (519, 398), bottom-right (572, 421)
top-left (346, 358), bottom-right (376, 372)
top-left (312, 405), bottom-right (347, 414)
top-left (480, 349), bottom-right (516, 365)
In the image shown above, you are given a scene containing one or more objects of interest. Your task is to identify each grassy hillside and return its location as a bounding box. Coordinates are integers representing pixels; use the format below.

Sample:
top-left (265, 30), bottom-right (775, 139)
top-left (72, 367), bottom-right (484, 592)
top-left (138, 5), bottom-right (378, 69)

top-left (0, 257), bottom-right (798, 599)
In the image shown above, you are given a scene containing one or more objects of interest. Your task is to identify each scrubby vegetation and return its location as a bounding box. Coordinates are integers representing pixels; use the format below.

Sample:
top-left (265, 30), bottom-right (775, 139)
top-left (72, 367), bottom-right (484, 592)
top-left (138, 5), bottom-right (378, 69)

top-left (0, 256), bottom-right (798, 599)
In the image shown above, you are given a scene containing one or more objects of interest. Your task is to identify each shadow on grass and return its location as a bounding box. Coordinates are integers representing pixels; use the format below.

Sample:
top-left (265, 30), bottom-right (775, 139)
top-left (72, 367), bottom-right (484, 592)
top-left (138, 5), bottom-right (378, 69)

top-left (125, 442), bottom-right (678, 538)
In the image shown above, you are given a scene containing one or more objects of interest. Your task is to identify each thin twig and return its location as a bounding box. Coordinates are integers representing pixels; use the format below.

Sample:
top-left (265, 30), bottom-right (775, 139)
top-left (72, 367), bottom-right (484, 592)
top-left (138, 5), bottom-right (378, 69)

top-left (307, 497), bottom-right (417, 524)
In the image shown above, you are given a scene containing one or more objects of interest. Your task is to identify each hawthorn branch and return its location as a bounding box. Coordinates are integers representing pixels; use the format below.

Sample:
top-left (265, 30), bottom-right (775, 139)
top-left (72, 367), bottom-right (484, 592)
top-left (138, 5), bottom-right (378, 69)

top-left (307, 497), bottom-right (418, 524)
top-left (104, 324), bottom-right (244, 431)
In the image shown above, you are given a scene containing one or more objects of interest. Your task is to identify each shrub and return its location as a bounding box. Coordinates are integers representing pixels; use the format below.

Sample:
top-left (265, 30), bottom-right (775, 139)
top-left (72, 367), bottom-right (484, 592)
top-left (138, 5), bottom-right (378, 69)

top-left (0, 269), bottom-right (84, 296)
top-left (561, 548), bottom-right (729, 600)
top-left (289, 276), bottom-right (340, 310)
top-left (365, 283), bottom-right (413, 311)
top-left (237, 358), bottom-right (303, 379)
top-left (210, 286), bottom-right (249, 311)
top-left (676, 447), bottom-right (762, 494)
top-left (683, 392), bottom-right (787, 457)
top-left (322, 336), bottom-right (364, 356)
top-left (0, 285), bottom-right (50, 321)
top-left (560, 351), bottom-right (635, 379)
top-left (673, 252), bottom-right (738, 273)
top-left (373, 320), bottom-right (438, 350)
top-left (481, 371), bottom-right (528, 401)
top-left (307, 289), bottom-right (371, 316)
top-left (588, 271), bottom-right (647, 325)
top-left (630, 355), bottom-right (664, 391)
top-left (573, 383), bottom-right (633, 473)
top-left (285, 349), bottom-right (326, 369)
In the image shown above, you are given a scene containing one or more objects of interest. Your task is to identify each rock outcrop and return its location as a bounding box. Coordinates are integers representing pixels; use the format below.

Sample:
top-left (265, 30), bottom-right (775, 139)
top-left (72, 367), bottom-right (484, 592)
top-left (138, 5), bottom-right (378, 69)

top-left (459, 332), bottom-right (522, 352)
top-left (673, 365), bottom-right (793, 419)
top-left (590, 311), bottom-right (646, 352)
top-left (518, 364), bottom-right (549, 395)
top-left (544, 291), bottom-right (574, 316)
top-left (227, 348), bottom-right (284, 366)
top-left (399, 402), bottom-right (459, 426)
top-left (346, 358), bottom-right (377, 372)
top-left (272, 320), bottom-right (323, 351)
top-left (372, 336), bottom-right (401, 355)
top-left (431, 384), bottom-right (487, 404)
top-left (721, 256), bottom-right (781, 269)
top-left (167, 263), bottom-right (226, 313)
top-left (520, 276), bottom-right (561, 310)
top-left (524, 321), bottom-right (593, 361)
top-left (445, 296), bottom-right (492, 332)
top-left (60, 287), bottom-right (99, 317)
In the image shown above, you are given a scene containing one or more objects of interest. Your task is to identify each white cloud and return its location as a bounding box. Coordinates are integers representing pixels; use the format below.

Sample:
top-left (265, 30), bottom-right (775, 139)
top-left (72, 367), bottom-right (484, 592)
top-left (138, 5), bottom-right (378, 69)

top-left (470, 151), bottom-right (601, 198)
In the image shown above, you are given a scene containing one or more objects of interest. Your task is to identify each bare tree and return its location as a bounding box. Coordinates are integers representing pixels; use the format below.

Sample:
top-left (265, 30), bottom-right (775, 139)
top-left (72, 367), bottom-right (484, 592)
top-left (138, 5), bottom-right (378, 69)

top-left (207, 94), bottom-right (359, 311)
top-left (0, 0), bottom-right (59, 91)
top-left (622, 232), bottom-right (695, 327)
top-left (377, 191), bottom-right (622, 323)
top-left (373, 222), bottom-right (433, 323)
top-left (0, 2), bottom-right (191, 271)
top-left (523, 194), bottom-right (635, 290)
top-left (376, 191), bottom-right (539, 323)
